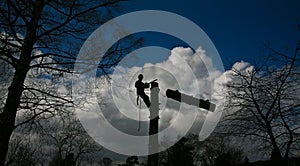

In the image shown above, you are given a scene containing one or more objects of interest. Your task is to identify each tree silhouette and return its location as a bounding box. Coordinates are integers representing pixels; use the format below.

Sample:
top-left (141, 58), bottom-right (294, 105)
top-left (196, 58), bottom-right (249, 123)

top-left (221, 41), bottom-right (300, 165)
top-left (126, 156), bottom-right (139, 166)
top-left (42, 115), bottom-right (102, 166)
top-left (188, 134), bottom-right (244, 166)
top-left (5, 134), bottom-right (36, 166)
top-left (0, 1), bottom-right (143, 165)
top-left (163, 137), bottom-right (194, 166)
top-left (102, 157), bottom-right (112, 166)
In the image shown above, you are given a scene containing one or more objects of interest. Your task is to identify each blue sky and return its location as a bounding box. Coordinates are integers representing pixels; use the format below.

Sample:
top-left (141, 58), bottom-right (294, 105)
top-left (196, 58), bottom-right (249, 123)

top-left (76, 1), bottom-right (300, 161)
top-left (120, 0), bottom-right (300, 67)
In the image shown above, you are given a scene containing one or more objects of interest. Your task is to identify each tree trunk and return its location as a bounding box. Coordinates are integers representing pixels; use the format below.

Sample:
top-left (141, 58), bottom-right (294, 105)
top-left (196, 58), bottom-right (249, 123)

top-left (266, 122), bottom-right (286, 165)
top-left (0, 1), bottom-right (44, 165)
top-left (0, 58), bottom-right (30, 165)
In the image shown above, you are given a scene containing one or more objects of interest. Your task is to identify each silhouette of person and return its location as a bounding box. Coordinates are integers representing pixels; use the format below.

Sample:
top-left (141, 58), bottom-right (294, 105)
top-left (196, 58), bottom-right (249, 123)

top-left (135, 74), bottom-right (151, 107)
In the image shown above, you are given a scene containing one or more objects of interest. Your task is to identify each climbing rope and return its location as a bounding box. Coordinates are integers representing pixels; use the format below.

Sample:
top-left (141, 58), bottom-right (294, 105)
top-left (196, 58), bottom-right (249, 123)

top-left (138, 96), bottom-right (142, 131)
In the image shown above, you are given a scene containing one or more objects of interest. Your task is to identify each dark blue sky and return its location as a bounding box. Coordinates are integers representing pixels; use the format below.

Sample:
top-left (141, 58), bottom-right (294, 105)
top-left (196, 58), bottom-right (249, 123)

top-left (120, 0), bottom-right (300, 67)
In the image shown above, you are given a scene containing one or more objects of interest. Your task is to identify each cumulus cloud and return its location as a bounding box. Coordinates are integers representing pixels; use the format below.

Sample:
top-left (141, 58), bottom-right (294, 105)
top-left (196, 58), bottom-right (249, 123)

top-left (72, 46), bottom-right (235, 155)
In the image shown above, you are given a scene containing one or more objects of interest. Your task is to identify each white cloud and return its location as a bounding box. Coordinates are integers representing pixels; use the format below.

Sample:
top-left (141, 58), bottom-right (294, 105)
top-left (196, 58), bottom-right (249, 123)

top-left (73, 46), bottom-right (233, 154)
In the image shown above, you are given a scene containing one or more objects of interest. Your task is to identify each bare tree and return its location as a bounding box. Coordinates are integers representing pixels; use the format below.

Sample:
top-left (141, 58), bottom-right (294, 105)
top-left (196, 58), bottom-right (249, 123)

top-left (41, 115), bottom-right (102, 166)
top-left (5, 112), bottom-right (102, 166)
top-left (221, 41), bottom-right (300, 164)
top-left (0, 0), bottom-right (145, 165)
top-left (5, 133), bottom-right (37, 166)
top-left (193, 135), bottom-right (244, 166)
